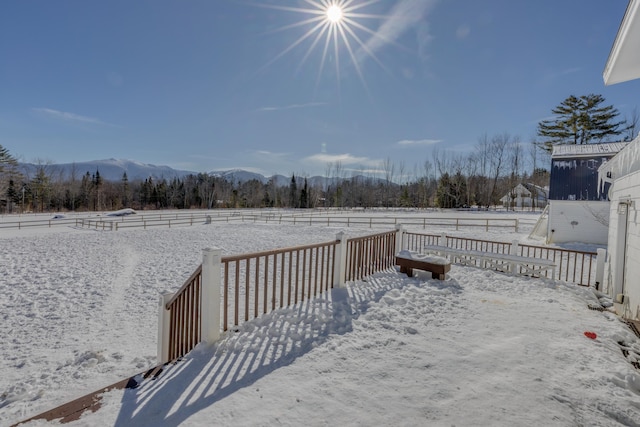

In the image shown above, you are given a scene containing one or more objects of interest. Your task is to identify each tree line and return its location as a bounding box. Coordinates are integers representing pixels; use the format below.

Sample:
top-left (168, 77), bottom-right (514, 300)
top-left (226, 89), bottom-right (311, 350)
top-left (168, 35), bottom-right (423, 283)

top-left (1, 136), bottom-right (548, 213)
top-left (3, 93), bottom-right (634, 214)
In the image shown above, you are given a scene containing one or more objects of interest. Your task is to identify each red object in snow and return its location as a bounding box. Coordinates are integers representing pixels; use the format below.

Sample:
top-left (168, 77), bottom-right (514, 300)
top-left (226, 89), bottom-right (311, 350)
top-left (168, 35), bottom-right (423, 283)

top-left (584, 331), bottom-right (597, 339)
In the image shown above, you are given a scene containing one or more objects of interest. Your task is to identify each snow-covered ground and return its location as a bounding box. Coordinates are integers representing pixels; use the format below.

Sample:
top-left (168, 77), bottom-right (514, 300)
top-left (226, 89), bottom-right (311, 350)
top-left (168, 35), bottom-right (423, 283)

top-left (2, 210), bottom-right (640, 426)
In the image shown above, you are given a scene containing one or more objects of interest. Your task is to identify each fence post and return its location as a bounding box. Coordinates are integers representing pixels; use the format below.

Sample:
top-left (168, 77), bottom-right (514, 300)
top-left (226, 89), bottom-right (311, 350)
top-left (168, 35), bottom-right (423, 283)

top-left (510, 240), bottom-right (519, 274)
top-left (201, 248), bottom-right (222, 344)
top-left (510, 240), bottom-right (519, 255)
top-left (440, 232), bottom-right (447, 246)
top-left (334, 232), bottom-right (348, 288)
top-left (157, 292), bottom-right (173, 364)
top-left (395, 224), bottom-right (404, 254)
top-left (595, 248), bottom-right (606, 291)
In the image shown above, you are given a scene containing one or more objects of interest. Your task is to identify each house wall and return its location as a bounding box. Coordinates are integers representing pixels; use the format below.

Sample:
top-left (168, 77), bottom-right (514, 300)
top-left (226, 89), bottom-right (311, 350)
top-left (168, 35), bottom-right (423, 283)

top-left (547, 200), bottom-right (610, 245)
top-left (606, 169), bottom-right (640, 320)
top-left (500, 184), bottom-right (548, 209)
top-left (501, 194), bottom-right (532, 208)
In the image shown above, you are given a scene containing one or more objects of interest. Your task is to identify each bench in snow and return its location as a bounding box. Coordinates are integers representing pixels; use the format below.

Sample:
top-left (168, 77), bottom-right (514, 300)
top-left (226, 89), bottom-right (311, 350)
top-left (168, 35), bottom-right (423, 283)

top-left (395, 250), bottom-right (451, 280)
top-left (422, 245), bottom-right (556, 277)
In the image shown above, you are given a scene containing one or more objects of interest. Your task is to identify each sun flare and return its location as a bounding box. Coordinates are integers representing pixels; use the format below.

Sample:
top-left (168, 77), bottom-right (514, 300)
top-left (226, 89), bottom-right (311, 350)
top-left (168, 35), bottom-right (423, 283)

top-left (256, 0), bottom-right (392, 94)
top-left (326, 5), bottom-right (343, 23)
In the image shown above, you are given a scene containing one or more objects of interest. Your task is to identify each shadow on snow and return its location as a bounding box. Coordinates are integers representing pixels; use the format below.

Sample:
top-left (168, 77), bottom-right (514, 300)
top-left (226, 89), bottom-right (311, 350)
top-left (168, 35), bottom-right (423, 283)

top-left (113, 268), bottom-right (459, 426)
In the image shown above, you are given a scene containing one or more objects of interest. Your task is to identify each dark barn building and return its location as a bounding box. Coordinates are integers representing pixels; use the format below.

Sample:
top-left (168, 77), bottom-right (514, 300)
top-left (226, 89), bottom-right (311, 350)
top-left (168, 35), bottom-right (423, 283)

top-left (549, 142), bottom-right (628, 201)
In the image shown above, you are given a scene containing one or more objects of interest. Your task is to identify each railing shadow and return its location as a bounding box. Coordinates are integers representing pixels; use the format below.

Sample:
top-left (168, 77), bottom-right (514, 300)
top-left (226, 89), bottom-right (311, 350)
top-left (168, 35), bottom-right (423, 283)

top-left (114, 269), bottom-right (415, 426)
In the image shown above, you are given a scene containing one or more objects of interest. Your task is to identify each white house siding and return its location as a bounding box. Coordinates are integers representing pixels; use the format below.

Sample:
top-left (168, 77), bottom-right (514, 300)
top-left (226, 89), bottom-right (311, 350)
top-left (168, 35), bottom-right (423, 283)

top-left (547, 200), bottom-right (609, 245)
top-left (606, 169), bottom-right (640, 320)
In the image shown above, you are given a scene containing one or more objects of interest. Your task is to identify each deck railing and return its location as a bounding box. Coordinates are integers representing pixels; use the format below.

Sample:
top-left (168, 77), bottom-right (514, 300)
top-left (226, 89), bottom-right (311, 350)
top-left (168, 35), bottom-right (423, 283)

top-left (345, 230), bottom-right (397, 282)
top-left (158, 226), bottom-right (600, 364)
top-left (221, 240), bottom-right (338, 333)
top-left (157, 228), bottom-right (403, 363)
top-left (402, 231), bottom-right (599, 287)
top-left (162, 266), bottom-right (202, 362)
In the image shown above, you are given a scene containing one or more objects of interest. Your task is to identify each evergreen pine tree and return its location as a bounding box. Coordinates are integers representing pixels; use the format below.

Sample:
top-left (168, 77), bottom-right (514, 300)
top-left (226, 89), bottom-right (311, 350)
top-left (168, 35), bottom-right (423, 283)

top-left (299, 178), bottom-right (308, 208)
top-left (537, 94), bottom-right (627, 151)
top-left (289, 174), bottom-right (298, 208)
top-left (122, 172), bottom-right (130, 207)
top-left (0, 144), bottom-right (17, 172)
top-left (6, 179), bottom-right (17, 212)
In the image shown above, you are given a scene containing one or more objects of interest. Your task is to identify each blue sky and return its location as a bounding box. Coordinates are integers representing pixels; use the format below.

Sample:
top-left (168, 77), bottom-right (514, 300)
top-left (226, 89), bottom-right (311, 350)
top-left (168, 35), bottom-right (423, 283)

top-left (2, 0), bottom-right (640, 178)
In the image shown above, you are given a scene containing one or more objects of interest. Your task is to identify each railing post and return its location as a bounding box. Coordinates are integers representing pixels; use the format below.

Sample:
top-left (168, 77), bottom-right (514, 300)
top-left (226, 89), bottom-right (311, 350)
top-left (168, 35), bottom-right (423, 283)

top-left (157, 292), bottom-right (173, 364)
top-left (395, 224), bottom-right (404, 254)
top-left (201, 248), bottom-right (222, 344)
top-left (595, 248), bottom-right (606, 291)
top-left (334, 232), bottom-right (348, 288)
top-left (440, 232), bottom-right (447, 246)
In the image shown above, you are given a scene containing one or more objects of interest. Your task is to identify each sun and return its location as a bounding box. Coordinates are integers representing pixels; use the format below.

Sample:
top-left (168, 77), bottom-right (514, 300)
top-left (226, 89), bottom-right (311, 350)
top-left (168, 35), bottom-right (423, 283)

top-left (254, 0), bottom-right (392, 94)
top-left (326, 5), bottom-right (343, 23)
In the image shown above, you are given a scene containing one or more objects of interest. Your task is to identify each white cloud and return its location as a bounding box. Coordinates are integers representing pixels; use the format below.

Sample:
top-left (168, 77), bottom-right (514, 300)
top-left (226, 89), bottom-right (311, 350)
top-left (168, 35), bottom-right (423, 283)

top-left (456, 25), bottom-right (470, 39)
top-left (303, 153), bottom-right (380, 166)
top-left (32, 108), bottom-right (114, 126)
top-left (416, 22), bottom-right (434, 60)
top-left (356, 0), bottom-right (439, 64)
top-left (397, 139), bottom-right (442, 146)
top-left (401, 68), bottom-right (415, 79)
top-left (250, 149), bottom-right (291, 159)
top-left (344, 167), bottom-right (387, 176)
top-left (257, 102), bottom-right (328, 112)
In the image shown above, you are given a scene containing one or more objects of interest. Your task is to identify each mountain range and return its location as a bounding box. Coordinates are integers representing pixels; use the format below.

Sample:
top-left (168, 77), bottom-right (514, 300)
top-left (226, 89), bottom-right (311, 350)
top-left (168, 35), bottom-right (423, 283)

top-left (17, 158), bottom-right (384, 187)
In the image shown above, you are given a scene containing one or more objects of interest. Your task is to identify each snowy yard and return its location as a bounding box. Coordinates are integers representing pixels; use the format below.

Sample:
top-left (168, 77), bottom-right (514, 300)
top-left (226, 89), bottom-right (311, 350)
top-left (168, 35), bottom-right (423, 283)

top-left (2, 210), bottom-right (640, 426)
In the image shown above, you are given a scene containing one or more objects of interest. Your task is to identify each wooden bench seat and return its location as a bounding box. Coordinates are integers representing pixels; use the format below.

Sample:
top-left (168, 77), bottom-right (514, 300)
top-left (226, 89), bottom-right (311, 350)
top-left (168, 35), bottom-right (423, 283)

top-left (395, 251), bottom-right (451, 280)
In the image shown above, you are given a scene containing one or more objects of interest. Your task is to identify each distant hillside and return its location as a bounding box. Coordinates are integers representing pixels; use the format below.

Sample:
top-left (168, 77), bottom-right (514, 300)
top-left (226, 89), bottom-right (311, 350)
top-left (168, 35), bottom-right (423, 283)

top-left (17, 159), bottom-right (388, 187)
top-left (209, 169), bottom-right (280, 184)
top-left (19, 159), bottom-right (195, 182)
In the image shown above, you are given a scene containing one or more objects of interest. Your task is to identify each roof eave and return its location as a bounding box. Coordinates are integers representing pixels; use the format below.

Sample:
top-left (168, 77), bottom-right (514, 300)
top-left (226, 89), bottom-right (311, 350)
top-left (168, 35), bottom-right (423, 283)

top-left (604, 0), bottom-right (640, 85)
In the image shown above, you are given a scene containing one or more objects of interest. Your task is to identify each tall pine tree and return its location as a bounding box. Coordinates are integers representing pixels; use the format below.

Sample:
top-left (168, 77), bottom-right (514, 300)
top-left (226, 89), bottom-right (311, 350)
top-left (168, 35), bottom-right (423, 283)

top-left (299, 177), bottom-right (308, 208)
top-left (0, 144), bottom-right (17, 172)
top-left (289, 174), bottom-right (298, 208)
top-left (537, 94), bottom-right (627, 151)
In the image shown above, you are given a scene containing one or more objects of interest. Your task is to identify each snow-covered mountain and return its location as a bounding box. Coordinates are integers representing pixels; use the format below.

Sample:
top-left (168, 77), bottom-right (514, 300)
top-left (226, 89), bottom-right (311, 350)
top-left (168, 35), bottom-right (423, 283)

top-left (209, 169), bottom-right (277, 184)
top-left (17, 159), bottom-right (388, 186)
top-left (19, 159), bottom-right (196, 182)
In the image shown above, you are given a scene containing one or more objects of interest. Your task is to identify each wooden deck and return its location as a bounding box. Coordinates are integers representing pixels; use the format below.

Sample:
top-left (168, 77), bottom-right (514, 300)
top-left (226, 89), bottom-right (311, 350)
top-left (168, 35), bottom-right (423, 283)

top-left (11, 364), bottom-right (166, 426)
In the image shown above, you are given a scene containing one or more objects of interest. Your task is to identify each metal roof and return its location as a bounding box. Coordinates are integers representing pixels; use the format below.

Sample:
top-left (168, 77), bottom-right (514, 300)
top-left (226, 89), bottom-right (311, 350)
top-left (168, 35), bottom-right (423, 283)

top-left (551, 142), bottom-right (629, 158)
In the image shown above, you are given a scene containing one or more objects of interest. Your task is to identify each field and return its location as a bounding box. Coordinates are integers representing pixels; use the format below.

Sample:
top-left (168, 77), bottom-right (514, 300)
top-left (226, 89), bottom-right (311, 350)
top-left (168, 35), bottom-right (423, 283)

top-left (2, 209), bottom-right (640, 426)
